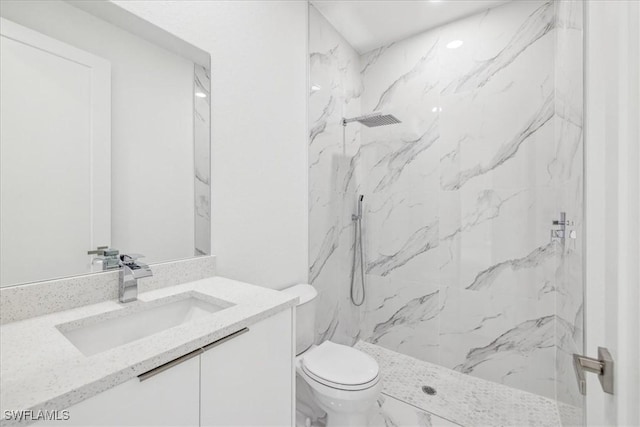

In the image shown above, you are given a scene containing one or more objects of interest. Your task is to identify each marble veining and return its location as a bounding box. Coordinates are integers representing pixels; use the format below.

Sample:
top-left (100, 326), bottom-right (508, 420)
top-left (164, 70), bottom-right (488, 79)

top-left (455, 315), bottom-right (555, 374)
top-left (441, 1), bottom-right (555, 95)
top-left (441, 93), bottom-right (554, 191)
top-left (370, 123), bottom-right (439, 193)
top-left (372, 42), bottom-right (438, 112)
top-left (465, 242), bottom-right (558, 291)
top-left (370, 290), bottom-right (440, 344)
top-left (360, 43), bottom-right (394, 76)
top-left (194, 64), bottom-right (211, 256)
top-left (366, 222), bottom-right (438, 278)
top-left (440, 189), bottom-right (525, 241)
top-left (310, 0), bottom-right (584, 412)
top-left (309, 225), bottom-right (339, 284)
top-left (309, 93), bottom-right (336, 146)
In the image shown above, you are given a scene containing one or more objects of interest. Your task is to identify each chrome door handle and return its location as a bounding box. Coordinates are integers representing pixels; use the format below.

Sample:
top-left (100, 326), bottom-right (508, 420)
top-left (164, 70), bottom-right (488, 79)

top-left (573, 347), bottom-right (614, 395)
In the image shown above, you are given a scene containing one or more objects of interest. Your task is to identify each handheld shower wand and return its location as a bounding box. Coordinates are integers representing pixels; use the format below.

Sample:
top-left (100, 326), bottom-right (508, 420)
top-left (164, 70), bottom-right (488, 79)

top-left (350, 195), bottom-right (366, 306)
top-left (353, 194), bottom-right (364, 220)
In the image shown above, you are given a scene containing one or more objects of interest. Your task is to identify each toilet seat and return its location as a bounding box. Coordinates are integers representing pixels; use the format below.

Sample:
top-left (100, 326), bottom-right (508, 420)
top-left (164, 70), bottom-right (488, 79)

top-left (301, 366), bottom-right (380, 391)
top-left (301, 341), bottom-right (380, 391)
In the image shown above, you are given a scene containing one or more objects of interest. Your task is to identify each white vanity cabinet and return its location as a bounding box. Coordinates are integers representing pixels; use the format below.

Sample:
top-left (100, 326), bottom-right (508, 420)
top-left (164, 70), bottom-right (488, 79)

top-left (200, 309), bottom-right (293, 427)
top-left (36, 355), bottom-right (200, 426)
top-left (34, 308), bottom-right (294, 427)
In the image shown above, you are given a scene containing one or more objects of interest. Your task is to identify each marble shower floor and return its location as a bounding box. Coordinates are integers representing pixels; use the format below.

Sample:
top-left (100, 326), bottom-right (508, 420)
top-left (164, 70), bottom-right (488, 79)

top-left (357, 341), bottom-right (572, 427)
top-left (303, 386), bottom-right (461, 427)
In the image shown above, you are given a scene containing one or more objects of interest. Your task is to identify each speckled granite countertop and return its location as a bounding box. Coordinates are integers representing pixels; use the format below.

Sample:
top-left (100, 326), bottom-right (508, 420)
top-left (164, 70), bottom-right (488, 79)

top-left (0, 277), bottom-right (297, 426)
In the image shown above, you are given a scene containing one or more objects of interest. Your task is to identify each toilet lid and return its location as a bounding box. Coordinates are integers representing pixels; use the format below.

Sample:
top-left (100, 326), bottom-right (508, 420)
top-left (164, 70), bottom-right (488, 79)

top-left (301, 341), bottom-right (379, 387)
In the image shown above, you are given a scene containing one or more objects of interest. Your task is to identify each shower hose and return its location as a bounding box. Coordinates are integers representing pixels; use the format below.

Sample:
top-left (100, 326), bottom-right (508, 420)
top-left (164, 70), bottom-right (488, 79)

top-left (350, 210), bottom-right (365, 306)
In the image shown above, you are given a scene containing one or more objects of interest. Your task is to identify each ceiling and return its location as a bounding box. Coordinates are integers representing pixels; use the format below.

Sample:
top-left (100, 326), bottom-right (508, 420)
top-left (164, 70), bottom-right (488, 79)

top-left (310, 0), bottom-right (511, 54)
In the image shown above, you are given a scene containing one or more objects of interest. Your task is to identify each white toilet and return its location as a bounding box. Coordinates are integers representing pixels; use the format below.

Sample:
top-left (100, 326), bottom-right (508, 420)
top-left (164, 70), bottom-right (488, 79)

top-left (283, 284), bottom-right (382, 427)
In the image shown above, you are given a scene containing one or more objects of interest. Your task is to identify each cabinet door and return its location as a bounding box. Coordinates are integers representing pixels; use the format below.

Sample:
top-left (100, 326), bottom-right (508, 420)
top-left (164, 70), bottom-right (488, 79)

top-left (36, 353), bottom-right (200, 426)
top-left (200, 309), bottom-right (294, 427)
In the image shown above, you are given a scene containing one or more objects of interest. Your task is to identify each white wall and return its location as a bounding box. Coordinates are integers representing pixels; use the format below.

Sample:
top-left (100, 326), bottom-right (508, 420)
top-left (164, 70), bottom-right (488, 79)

top-left (585, 1), bottom-right (640, 425)
top-left (0, 0), bottom-right (195, 265)
top-left (113, 1), bottom-right (309, 289)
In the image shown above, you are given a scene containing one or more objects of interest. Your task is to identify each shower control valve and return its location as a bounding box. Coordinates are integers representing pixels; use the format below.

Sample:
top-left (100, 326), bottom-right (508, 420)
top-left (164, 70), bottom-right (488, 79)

top-left (550, 212), bottom-right (576, 242)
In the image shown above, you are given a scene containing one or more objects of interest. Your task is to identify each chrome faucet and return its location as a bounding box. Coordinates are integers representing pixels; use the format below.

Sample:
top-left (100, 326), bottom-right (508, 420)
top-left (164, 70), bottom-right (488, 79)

top-left (119, 254), bottom-right (153, 303)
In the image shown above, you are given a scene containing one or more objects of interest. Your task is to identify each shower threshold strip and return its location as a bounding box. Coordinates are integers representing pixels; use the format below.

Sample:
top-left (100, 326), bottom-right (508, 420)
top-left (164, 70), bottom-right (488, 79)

top-left (373, 393), bottom-right (461, 427)
top-left (356, 341), bottom-right (576, 427)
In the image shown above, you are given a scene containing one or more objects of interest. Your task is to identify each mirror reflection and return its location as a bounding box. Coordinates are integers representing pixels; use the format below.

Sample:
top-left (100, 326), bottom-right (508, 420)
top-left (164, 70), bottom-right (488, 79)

top-left (0, 0), bottom-right (211, 287)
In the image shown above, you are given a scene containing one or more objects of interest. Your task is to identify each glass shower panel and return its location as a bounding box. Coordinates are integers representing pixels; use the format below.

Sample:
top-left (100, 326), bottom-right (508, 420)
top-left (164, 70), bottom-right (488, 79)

top-left (553, 0), bottom-right (585, 423)
top-left (308, 0), bottom-right (584, 424)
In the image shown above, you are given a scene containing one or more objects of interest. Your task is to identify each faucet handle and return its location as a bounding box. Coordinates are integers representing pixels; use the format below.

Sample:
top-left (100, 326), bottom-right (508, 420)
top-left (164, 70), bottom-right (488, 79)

top-left (120, 253), bottom-right (153, 279)
top-left (120, 253), bottom-right (145, 264)
top-left (88, 246), bottom-right (109, 255)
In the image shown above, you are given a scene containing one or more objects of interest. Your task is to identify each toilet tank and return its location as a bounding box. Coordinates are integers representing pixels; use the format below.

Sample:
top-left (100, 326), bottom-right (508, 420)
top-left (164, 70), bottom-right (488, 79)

top-left (282, 284), bottom-right (317, 355)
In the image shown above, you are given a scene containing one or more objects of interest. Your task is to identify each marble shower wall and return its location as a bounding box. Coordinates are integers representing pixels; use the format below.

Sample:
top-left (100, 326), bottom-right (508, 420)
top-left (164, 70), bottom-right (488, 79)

top-left (194, 64), bottom-right (211, 256)
top-left (308, 6), bottom-right (364, 345)
top-left (309, 0), bottom-right (583, 404)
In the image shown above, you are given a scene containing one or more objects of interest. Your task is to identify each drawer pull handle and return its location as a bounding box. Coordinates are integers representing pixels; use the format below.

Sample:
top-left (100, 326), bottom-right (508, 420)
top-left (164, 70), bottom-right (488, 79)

top-left (202, 327), bottom-right (249, 352)
top-left (137, 327), bottom-right (250, 381)
top-left (138, 348), bottom-right (202, 382)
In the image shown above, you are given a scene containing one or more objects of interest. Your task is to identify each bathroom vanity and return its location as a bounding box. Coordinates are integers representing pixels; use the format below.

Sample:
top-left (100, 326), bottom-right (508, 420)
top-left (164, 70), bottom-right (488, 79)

top-left (0, 2), bottom-right (297, 426)
top-left (0, 275), bottom-right (297, 427)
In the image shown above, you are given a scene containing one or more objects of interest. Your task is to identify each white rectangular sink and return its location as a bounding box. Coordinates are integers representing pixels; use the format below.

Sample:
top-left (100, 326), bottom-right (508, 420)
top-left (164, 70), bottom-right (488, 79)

top-left (59, 295), bottom-right (229, 356)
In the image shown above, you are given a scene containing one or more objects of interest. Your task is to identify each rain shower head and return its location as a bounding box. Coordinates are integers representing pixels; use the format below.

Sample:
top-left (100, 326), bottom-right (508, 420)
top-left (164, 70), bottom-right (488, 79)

top-left (342, 112), bottom-right (401, 127)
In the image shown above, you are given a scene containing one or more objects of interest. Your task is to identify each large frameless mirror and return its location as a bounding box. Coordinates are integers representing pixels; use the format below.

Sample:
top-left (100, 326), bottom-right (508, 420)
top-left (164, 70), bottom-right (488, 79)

top-left (0, 0), bottom-right (211, 287)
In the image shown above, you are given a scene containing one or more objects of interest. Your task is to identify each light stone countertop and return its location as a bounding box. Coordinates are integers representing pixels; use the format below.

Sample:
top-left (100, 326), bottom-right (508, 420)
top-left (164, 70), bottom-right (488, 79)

top-left (0, 276), bottom-right (297, 426)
